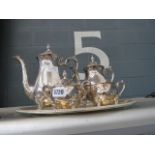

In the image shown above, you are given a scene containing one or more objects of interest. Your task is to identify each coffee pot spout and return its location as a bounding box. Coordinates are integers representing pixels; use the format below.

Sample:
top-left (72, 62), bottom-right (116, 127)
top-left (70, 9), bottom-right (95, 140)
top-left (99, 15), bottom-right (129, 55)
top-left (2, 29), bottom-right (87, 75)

top-left (14, 56), bottom-right (34, 100)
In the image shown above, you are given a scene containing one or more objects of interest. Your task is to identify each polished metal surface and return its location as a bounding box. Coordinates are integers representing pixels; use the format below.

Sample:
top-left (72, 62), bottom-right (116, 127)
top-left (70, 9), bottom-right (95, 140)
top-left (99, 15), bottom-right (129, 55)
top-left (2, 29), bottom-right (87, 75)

top-left (84, 55), bottom-right (115, 83)
top-left (0, 98), bottom-right (155, 134)
top-left (14, 46), bottom-right (126, 109)
top-left (15, 45), bottom-right (80, 109)
top-left (82, 56), bottom-right (125, 105)
top-left (16, 99), bottom-right (135, 115)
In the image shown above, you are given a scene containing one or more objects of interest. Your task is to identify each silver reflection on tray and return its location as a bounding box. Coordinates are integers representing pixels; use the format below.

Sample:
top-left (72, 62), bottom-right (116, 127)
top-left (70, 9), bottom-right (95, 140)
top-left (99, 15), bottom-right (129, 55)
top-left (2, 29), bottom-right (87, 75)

top-left (15, 45), bottom-right (125, 110)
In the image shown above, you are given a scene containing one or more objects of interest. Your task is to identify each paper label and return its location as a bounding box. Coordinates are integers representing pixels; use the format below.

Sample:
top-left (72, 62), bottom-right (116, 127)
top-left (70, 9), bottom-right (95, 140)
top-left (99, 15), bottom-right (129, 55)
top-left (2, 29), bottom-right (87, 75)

top-left (52, 87), bottom-right (67, 98)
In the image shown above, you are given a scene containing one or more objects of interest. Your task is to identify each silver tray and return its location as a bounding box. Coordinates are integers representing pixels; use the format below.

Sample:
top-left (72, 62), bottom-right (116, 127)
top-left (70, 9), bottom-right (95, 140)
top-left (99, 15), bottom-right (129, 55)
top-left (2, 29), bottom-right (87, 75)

top-left (16, 99), bottom-right (136, 115)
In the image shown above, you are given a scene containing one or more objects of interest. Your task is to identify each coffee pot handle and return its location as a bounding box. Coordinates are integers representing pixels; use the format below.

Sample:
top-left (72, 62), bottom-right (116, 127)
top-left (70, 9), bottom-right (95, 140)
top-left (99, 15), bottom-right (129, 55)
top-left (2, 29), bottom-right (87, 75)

top-left (65, 56), bottom-right (80, 82)
top-left (116, 80), bottom-right (125, 97)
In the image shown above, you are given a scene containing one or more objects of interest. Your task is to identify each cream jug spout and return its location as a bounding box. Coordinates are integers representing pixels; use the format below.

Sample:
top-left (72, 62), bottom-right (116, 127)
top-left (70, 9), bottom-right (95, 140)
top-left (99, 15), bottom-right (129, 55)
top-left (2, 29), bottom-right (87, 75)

top-left (14, 56), bottom-right (34, 100)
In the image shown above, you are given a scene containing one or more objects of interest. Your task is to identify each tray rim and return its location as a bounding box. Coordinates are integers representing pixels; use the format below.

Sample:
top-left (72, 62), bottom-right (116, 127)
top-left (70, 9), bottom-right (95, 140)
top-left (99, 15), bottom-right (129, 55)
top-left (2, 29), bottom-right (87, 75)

top-left (16, 99), bottom-right (136, 115)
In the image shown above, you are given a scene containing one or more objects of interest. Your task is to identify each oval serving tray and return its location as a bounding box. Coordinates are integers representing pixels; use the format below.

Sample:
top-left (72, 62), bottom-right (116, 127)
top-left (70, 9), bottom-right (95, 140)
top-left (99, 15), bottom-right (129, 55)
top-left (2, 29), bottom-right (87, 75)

top-left (16, 99), bottom-right (136, 115)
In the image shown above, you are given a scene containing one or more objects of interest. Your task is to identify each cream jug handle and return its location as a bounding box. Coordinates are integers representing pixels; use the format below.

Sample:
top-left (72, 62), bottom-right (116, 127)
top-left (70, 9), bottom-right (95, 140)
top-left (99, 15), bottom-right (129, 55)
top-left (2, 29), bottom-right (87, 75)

top-left (116, 80), bottom-right (125, 97)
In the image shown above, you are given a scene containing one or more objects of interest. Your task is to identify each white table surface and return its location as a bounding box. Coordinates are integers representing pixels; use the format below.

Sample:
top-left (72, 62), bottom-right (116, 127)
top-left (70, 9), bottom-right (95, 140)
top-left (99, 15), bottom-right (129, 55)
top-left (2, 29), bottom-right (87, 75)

top-left (0, 98), bottom-right (155, 135)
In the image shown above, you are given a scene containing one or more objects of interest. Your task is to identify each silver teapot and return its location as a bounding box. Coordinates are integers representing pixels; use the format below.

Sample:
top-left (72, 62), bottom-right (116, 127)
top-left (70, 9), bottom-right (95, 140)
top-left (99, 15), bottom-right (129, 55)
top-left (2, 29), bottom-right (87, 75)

top-left (82, 56), bottom-right (125, 106)
top-left (84, 55), bottom-right (115, 84)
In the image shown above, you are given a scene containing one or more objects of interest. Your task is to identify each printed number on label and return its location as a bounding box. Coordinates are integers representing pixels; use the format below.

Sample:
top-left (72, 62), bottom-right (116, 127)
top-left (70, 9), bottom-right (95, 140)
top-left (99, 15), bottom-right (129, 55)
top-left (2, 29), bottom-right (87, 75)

top-left (52, 87), bottom-right (67, 98)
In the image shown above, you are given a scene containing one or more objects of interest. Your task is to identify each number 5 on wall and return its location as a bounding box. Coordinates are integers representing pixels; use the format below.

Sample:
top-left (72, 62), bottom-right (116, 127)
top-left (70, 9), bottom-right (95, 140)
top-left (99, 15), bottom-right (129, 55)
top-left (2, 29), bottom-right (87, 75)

top-left (74, 31), bottom-right (110, 79)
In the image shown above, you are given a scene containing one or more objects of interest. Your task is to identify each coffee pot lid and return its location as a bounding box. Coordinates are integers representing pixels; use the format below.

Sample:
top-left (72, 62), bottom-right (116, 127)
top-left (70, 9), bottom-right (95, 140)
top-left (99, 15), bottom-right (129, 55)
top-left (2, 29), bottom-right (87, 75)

top-left (39, 44), bottom-right (57, 60)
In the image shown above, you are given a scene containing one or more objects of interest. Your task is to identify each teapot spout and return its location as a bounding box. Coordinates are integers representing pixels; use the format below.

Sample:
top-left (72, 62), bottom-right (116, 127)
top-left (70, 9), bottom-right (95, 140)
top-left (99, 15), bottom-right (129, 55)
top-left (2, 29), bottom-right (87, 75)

top-left (14, 56), bottom-right (34, 100)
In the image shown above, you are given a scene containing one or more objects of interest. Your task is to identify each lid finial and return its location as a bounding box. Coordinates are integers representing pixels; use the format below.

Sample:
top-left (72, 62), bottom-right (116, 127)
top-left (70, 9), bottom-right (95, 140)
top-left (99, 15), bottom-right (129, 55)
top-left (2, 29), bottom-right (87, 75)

top-left (46, 44), bottom-right (51, 51)
top-left (90, 55), bottom-right (97, 65)
top-left (91, 55), bottom-right (95, 63)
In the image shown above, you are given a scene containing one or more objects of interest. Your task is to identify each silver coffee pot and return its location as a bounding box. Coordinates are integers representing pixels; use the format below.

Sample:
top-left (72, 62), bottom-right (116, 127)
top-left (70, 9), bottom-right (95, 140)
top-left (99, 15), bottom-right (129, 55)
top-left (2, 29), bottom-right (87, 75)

top-left (15, 45), bottom-right (78, 109)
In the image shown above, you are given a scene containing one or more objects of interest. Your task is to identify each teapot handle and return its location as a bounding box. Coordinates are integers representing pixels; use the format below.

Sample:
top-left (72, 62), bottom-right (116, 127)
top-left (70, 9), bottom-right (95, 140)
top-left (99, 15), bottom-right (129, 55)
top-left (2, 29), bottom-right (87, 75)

top-left (103, 66), bottom-right (115, 82)
top-left (116, 80), bottom-right (125, 97)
